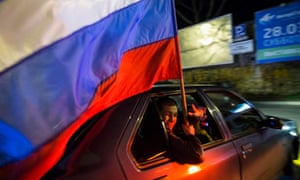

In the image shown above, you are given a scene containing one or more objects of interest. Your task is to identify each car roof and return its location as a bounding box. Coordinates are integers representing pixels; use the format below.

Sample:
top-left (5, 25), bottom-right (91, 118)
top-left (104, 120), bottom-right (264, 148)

top-left (151, 80), bottom-right (230, 93)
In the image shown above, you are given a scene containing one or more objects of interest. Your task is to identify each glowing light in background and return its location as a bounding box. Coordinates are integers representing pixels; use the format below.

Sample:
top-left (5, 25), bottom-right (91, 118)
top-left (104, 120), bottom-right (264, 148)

top-left (199, 23), bottom-right (213, 46)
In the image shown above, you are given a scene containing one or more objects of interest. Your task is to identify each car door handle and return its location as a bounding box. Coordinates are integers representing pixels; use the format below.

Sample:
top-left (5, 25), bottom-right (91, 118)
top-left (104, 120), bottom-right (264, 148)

top-left (241, 143), bottom-right (253, 159)
top-left (154, 175), bottom-right (169, 180)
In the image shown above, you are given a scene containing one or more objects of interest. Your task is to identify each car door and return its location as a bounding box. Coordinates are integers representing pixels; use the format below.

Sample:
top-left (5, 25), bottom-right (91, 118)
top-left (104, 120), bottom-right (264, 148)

top-left (205, 89), bottom-right (290, 180)
top-left (118, 92), bottom-right (241, 180)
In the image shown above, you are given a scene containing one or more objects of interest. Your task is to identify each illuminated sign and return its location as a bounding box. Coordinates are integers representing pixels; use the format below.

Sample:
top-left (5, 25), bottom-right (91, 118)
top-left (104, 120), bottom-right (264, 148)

top-left (234, 24), bottom-right (246, 38)
top-left (178, 14), bottom-right (233, 69)
top-left (230, 40), bottom-right (254, 54)
top-left (255, 1), bottom-right (300, 64)
top-left (233, 24), bottom-right (249, 41)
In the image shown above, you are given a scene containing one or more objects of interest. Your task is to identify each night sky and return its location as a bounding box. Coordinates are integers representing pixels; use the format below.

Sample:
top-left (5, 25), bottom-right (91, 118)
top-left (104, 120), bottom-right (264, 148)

top-left (175, 0), bottom-right (297, 29)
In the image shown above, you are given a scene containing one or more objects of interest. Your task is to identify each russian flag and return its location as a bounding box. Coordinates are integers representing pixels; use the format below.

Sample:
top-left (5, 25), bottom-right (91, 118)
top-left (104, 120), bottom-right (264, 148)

top-left (0, 0), bottom-right (181, 179)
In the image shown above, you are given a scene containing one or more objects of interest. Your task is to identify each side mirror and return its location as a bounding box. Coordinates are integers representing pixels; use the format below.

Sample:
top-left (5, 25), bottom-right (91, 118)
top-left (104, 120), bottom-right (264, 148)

top-left (262, 116), bottom-right (283, 129)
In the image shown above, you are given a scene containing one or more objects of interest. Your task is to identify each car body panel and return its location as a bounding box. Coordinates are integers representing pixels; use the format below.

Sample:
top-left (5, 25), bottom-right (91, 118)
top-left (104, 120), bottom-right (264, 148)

top-left (118, 143), bottom-right (240, 180)
top-left (44, 96), bottom-right (142, 180)
top-left (233, 129), bottom-right (290, 180)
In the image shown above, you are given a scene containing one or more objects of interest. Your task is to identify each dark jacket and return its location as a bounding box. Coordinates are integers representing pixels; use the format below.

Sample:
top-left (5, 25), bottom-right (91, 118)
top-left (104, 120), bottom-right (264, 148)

top-left (167, 130), bottom-right (203, 164)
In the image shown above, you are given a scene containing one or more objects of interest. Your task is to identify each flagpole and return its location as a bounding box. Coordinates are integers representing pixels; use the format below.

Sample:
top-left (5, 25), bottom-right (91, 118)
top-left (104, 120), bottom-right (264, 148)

top-left (175, 37), bottom-right (188, 125)
top-left (170, 0), bottom-right (188, 124)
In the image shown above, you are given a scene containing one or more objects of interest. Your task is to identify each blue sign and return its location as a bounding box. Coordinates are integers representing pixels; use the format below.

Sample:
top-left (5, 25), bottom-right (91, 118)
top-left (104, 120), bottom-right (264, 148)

top-left (234, 24), bottom-right (246, 39)
top-left (255, 1), bottom-right (300, 64)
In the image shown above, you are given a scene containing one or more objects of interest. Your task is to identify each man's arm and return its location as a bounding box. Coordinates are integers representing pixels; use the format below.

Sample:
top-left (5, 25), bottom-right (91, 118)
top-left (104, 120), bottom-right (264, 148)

top-left (168, 131), bottom-right (203, 164)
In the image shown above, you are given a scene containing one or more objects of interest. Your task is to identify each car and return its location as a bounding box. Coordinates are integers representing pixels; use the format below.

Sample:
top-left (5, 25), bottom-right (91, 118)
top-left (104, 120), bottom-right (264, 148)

top-left (43, 83), bottom-right (299, 180)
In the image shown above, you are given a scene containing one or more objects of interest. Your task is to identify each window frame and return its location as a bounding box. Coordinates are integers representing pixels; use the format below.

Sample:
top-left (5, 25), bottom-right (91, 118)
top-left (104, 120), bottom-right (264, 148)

top-left (129, 91), bottom-right (226, 169)
top-left (129, 98), bottom-right (171, 170)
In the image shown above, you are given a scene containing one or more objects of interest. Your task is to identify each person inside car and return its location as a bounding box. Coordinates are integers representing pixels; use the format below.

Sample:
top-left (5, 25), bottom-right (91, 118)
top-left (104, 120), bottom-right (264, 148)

top-left (187, 104), bottom-right (213, 143)
top-left (156, 97), bottom-right (207, 164)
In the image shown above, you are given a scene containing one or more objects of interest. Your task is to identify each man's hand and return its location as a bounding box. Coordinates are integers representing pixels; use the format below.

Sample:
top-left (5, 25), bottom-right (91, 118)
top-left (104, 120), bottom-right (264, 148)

top-left (187, 104), bottom-right (207, 121)
top-left (182, 123), bottom-right (195, 136)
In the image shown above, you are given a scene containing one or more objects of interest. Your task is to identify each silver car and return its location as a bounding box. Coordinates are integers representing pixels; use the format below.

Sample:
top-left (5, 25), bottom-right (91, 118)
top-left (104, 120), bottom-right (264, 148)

top-left (43, 84), bottom-right (299, 180)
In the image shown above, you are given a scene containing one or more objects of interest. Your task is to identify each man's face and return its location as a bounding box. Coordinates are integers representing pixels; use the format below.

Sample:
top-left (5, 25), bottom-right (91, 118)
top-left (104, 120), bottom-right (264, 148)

top-left (161, 104), bottom-right (178, 131)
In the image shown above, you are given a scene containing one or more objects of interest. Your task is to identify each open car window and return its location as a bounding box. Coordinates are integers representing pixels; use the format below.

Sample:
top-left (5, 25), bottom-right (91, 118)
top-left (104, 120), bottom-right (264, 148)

top-left (167, 93), bottom-right (223, 144)
top-left (130, 100), bottom-right (170, 169)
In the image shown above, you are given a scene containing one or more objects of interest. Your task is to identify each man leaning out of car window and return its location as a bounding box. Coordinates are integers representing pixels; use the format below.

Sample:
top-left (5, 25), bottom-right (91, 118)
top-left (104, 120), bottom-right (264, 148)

top-left (157, 97), bottom-right (207, 164)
